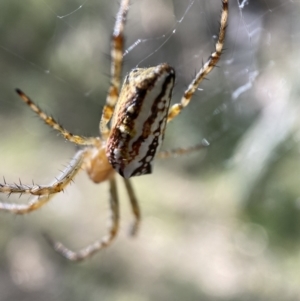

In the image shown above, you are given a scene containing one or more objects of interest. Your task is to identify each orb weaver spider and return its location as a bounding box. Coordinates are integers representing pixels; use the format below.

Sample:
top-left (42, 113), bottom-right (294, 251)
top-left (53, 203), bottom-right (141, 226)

top-left (0, 0), bottom-right (228, 261)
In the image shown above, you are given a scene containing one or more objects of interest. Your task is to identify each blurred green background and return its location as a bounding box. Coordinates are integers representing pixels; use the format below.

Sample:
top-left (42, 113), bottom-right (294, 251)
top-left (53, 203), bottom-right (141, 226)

top-left (1, 0), bottom-right (300, 300)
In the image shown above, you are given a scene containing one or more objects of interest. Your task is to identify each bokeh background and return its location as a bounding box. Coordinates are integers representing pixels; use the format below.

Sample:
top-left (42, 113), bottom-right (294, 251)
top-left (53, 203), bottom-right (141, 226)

top-left (1, 0), bottom-right (300, 300)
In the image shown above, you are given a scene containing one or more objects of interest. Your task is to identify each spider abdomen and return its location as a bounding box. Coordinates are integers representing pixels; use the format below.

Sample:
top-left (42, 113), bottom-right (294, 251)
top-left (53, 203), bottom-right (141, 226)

top-left (106, 63), bottom-right (175, 178)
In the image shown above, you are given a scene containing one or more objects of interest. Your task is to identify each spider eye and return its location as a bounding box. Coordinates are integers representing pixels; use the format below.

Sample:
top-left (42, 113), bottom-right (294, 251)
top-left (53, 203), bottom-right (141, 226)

top-left (106, 63), bottom-right (175, 178)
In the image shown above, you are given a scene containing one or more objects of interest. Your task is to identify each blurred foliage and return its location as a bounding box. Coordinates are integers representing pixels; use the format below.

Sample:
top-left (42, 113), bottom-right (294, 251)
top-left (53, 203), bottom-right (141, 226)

top-left (246, 140), bottom-right (300, 250)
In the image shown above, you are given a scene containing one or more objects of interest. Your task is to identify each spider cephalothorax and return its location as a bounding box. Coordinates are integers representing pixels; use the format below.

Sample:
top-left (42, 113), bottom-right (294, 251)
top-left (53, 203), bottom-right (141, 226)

top-left (0, 0), bottom-right (228, 261)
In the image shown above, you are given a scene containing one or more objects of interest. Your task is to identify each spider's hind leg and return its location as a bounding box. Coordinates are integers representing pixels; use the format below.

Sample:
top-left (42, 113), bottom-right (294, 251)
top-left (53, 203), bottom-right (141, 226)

top-left (123, 178), bottom-right (141, 236)
top-left (157, 140), bottom-right (209, 159)
top-left (0, 149), bottom-right (85, 214)
top-left (45, 176), bottom-right (120, 261)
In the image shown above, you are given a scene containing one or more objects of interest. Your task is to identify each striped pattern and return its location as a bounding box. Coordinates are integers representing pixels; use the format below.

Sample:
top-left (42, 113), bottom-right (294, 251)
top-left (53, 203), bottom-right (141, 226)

top-left (106, 63), bottom-right (175, 178)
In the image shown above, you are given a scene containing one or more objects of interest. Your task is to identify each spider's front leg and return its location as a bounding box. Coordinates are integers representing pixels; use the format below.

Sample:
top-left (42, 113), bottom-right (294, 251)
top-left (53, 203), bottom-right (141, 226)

top-left (100, 0), bottom-right (129, 138)
top-left (16, 89), bottom-right (97, 146)
top-left (167, 0), bottom-right (228, 123)
top-left (0, 149), bottom-right (85, 214)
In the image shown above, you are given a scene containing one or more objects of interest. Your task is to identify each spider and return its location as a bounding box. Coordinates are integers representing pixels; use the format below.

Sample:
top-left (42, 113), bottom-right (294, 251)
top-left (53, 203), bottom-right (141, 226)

top-left (0, 0), bottom-right (228, 261)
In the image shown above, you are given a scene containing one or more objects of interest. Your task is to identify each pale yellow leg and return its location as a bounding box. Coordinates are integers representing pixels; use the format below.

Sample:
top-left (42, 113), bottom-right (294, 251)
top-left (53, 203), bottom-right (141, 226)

top-left (100, 0), bottom-right (130, 138)
top-left (16, 89), bottom-right (97, 145)
top-left (157, 141), bottom-right (209, 159)
top-left (123, 178), bottom-right (141, 236)
top-left (167, 0), bottom-right (228, 123)
top-left (45, 176), bottom-right (120, 261)
top-left (0, 150), bottom-right (85, 214)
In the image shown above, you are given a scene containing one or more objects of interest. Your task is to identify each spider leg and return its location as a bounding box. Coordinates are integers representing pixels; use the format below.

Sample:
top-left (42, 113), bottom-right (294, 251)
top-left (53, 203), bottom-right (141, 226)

top-left (167, 0), bottom-right (228, 123)
top-left (100, 0), bottom-right (130, 138)
top-left (45, 176), bottom-right (120, 261)
top-left (123, 178), bottom-right (141, 236)
top-left (16, 89), bottom-right (97, 146)
top-left (0, 149), bottom-right (85, 214)
top-left (157, 141), bottom-right (209, 159)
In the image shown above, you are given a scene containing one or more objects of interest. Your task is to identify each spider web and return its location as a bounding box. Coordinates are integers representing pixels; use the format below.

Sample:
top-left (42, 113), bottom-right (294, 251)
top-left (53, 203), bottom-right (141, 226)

top-left (0, 0), bottom-right (300, 300)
